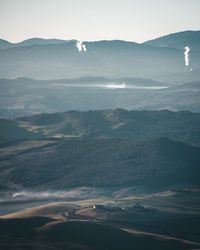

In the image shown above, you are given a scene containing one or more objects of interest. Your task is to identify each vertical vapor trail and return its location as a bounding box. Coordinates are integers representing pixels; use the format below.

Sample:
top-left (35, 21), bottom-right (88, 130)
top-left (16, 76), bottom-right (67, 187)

top-left (82, 44), bottom-right (87, 51)
top-left (184, 46), bottom-right (190, 66)
top-left (75, 40), bottom-right (87, 52)
top-left (76, 40), bottom-right (83, 51)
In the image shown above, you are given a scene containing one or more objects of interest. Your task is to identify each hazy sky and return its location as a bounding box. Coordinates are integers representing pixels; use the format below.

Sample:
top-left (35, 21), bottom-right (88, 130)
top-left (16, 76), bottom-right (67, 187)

top-left (0, 0), bottom-right (200, 43)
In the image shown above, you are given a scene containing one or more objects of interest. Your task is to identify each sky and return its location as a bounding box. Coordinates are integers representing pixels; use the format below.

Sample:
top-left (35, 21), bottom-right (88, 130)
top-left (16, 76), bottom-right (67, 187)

top-left (0, 0), bottom-right (200, 43)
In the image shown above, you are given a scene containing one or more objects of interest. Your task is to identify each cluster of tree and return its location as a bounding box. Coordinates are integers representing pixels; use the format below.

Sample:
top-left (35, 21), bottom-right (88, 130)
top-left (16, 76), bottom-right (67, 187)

top-left (16, 109), bottom-right (200, 147)
top-left (1, 138), bottom-right (200, 189)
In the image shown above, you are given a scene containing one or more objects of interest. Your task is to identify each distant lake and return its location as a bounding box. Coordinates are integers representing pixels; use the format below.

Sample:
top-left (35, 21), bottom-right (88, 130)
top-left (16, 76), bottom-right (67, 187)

top-left (52, 82), bottom-right (168, 90)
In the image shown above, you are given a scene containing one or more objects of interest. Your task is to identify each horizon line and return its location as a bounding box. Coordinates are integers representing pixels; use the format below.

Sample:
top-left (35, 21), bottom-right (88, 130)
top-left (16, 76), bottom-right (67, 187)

top-left (0, 29), bottom-right (199, 44)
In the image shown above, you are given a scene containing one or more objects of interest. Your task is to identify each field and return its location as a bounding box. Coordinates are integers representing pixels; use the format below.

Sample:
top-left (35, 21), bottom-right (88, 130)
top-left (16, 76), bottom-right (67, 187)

top-left (0, 188), bottom-right (200, 249)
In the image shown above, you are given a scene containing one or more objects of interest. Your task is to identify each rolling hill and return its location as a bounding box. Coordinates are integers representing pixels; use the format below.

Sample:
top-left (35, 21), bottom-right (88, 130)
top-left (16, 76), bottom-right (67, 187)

top-left (143, 30), bottom-right (200, 51)
top-left (0, 40), bottom-right (181, 80)
top-left (1, 109), bottom-right (197, 147)
top-left (1, 75), bottom-right (200, 119)
top-left (0, 217), bottom-right (198, 250)
top-left (0, 37), bottom-right (71, 49)
top-left (0, 31), bottom-right (199, 82)
top-left (0, 38), bottom-right (193, 81)
top-left (0, 39), bottom-right (12, 49)
top-left (0, 119), bottom-right (41, 141)
top-left (1, 137), bottom-right (200, 189)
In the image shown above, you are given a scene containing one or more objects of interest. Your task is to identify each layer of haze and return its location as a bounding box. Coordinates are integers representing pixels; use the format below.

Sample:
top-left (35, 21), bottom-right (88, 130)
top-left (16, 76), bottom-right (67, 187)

top-left (0, 0), bottom-right (200, 43)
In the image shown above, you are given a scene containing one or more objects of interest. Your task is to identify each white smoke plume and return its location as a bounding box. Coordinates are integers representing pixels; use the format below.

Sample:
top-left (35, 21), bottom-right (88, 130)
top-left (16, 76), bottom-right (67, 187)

top-left (75, 40), bottom-right (87, 52)
top-left (184, 46), bottom-right (190, 66)
top-left (82, 44), bottom-right (87, 52)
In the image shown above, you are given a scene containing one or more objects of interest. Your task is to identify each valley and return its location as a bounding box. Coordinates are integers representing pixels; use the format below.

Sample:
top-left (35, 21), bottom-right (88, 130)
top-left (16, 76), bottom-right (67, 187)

top-left (0, 77), bottom-right (200, 119)
top-left (0, 29), bottom-right (200, 249)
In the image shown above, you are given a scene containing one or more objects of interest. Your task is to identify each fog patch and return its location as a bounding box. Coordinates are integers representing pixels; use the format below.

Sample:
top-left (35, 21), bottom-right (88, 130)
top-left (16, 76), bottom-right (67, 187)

top-left (11, 187), bottom-right (105, 201)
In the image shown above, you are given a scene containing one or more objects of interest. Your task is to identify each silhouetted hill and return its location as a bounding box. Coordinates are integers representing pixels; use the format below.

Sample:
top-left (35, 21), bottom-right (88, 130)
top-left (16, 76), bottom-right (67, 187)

top-left (0, 39), bottom-right (12, 49)
top-left (13, 38), bottom-right (72, 47)
top-left (50, 75), bottom-right (164, 86)
top-left (0, 217), bottom-right (197, 250)
top-left (1, 138), bottom-right (200, 189)
top-left (0, 38), bottom-right (72, 49)
top-left (143, 30), bottom-right (200, 51)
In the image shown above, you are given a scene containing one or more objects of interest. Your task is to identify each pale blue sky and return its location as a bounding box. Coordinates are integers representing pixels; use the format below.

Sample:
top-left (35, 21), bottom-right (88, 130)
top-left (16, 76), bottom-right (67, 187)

top-left (0, 0), bottom-right (200, 43)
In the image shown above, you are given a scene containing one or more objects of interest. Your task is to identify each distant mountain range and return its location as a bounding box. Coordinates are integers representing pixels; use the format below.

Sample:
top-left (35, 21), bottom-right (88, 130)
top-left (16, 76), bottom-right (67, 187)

top-left (0, 31), bottom-right (199, 81)
top-left (1, 30), bottom-right (199, 50)
top-left (0, 38), bottom-right (72, 49)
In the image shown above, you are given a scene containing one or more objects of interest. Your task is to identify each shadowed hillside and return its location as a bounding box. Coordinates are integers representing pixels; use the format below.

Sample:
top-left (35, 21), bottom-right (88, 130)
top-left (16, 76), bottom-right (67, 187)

top-left (5, 109), bottom-right (199, 147)
top-left (0, 217), bottom-right (199, 250)
top-left (1, 137), bottom-right (200, 189)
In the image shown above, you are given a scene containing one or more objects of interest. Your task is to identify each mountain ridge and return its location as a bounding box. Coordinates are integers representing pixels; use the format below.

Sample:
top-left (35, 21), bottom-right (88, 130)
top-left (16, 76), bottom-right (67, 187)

top-left (0, 37), bottom-right (74, 49)
top-left (0, 109), bottom-right (200, 147)
top-left (1, 31), bottom-right (200, 80)
top-left (1, 30), bottom-right (199, 49)
top-left (143, 30), bottom-right (200, 51)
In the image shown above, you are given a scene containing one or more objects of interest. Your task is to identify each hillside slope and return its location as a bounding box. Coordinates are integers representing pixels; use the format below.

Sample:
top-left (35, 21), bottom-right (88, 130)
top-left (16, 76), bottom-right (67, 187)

top-left (13, 109), bottom-right (200, 147)
top-left (1, 138), bottom-right (200, 189)
top-left (0, 77), bottom-right (200, 118)
top-left (0, 217), bottom-right (197, 250)
top-left (143, 30), bottom-right (200, 51)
